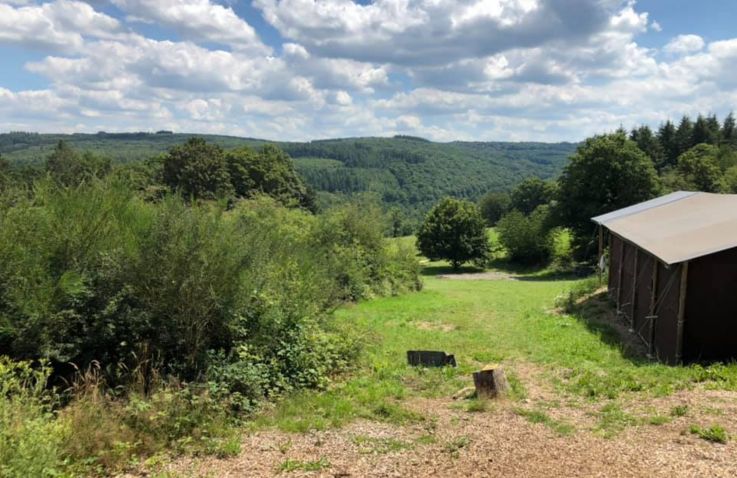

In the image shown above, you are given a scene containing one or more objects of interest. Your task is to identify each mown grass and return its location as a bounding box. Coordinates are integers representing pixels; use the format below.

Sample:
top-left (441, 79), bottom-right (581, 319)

top-left (255, 249), bottom-right (737, 435)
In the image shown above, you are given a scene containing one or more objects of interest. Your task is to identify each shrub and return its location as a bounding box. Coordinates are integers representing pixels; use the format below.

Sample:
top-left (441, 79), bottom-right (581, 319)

top-left (417, 197), bottom-right (490, 270)
top-left (496, 206), bottom-right (553, 264)
top-left (0, 358), bottom-right (68, 478)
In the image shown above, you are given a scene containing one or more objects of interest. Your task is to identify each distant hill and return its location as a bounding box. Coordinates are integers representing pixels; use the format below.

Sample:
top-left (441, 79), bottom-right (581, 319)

top-left (0, 132), bottom-right (577, 220)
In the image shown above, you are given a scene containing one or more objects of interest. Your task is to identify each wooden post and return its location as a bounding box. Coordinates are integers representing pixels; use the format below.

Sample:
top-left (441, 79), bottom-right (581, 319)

top-left (598, 226), bottom-right (604, 284)
top-left (648, 259), bottom-right (659, 356)
top-left (675, 262), bottom-right (689, 364)
top-left (616, 239), bottom-right (625, 313)
top-left (473, 365), bottom-right (510, 399)
top-left (630, 248), bottom-right (638, 326)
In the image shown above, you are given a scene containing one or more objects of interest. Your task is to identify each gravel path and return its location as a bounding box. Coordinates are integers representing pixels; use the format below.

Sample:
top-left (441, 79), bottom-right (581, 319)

top-left (158, 365), bottom-right (737, 478)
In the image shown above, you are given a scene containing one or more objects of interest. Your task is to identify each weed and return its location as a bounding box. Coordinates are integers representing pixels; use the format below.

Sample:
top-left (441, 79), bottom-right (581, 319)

top-left (689, 425), bottom-right (729, 444)
top-left (465, 398), bottom-right (490, 413)
top-left (514, 407), bottom-right (575, 436)
top-left (278, 457), bottom-right (331, 472)
top-left (596, 403), bottom-right (638, 438)
top-left (670, 405), bottom-right (689, 417)
top-left (648, 415), bottom-right (670, 426)
top-left (444, 436), bottom-right (471, 458)
top-left (353, 436), bottom-right (413, 454)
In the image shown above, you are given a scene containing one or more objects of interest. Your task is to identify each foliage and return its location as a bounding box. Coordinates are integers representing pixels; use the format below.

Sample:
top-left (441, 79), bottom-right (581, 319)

top-left (478, 191), bottom-right (511, 226)
top-left (416, 198), bottom-right (490, 269)
top-left (689, 424), bottom-right (729, 444)
top-left (0, 179), bottom-right (419, 395)
top-left (226, 145), bottom-right (315, 211)
top-left (674, 144), bottom-right (725, 192)
top-left (46, 140), bottom-right (111, 187)
top-left (1, 133), bottom-right (577, 221)
top-left (496, 206), bottom-right (554, 264)
top-left (509, 177), bottom-right (555, 215)
top-left (161, 137), bottom-right (233, 200)
top-left (0, 358), bottom-right (67, 478)
top-left (556, 133), bottom-right (660, 259)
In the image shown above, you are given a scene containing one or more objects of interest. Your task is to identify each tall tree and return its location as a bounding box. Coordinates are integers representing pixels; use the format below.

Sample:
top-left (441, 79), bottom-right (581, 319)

top-left (657, 120), bottom-right (679, 168)
top-left (478, 191), bottom-right (511, 226)
top-left (675, 144), bottom-right (724, 192)
top-left (226, 144), bottom-right (316, 211)
top-left (675, 115), bottom-right (695, 157)
top-left (692, 114), bottom-right (718, 146)
top-left (556, 133), bottom-right (660, 259)
top-left (162, 137), bottom-right (232, 200)
top-left (722, 112), bottom-right (736, 146)
top-left (630, 125), bottom-right (664, 167)
top-left (45, 140), bottom-right (110, 187)
top-left (509, 177), bottom-right (555, 215)
top-left (417, 197), bottom-right (490, 270)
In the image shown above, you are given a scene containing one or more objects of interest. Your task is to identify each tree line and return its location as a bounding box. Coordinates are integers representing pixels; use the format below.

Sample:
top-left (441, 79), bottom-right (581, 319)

top-left (421, 112), bottom-right (737, 269)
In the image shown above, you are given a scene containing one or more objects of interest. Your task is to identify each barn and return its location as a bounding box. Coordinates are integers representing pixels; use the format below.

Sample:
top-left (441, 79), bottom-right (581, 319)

top-left (593, 191), bottom-right (737, 364)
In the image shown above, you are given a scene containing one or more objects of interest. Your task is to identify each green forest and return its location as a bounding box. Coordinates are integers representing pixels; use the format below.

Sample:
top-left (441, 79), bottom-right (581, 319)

top-left (0, 132), bottom-right (576, 228)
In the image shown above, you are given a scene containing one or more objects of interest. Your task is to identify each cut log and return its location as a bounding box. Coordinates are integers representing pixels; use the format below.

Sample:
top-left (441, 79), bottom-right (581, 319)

top-left (406, 350), bottom-right (457, 367)
top-left (472, 365), bottom-right (510, 399)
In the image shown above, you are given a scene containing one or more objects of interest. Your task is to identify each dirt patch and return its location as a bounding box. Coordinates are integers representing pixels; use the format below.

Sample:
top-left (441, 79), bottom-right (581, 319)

top-left (154, 363), bottom-right (737, 478)
top-left (437, 271), bottom-right (518, 281)
top-left (414, 321), bottom-right (457, 332)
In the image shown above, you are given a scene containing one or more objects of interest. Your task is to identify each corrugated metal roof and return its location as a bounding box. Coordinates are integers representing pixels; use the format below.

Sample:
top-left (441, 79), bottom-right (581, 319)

top-left (593, 192), bottom-right (737, 265)
top-left (592, 191), bottom-right (697, 225)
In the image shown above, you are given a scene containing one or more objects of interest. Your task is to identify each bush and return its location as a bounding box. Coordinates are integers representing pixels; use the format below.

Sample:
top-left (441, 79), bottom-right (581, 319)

top-left (0, 358), bottom-right (68, 478)
top-left (417, 197), bottom-right (490, 269)
top-left (496, 206), bottom-right (553, 264)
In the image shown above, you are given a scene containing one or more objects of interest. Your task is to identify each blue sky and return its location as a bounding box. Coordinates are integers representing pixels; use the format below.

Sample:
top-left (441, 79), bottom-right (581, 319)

top-left (1, 0), bottom-right (736, 141)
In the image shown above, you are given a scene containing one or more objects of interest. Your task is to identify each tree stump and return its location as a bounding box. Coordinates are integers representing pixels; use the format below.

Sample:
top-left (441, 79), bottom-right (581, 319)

top-left (473, 364), bottom-right (510, 398)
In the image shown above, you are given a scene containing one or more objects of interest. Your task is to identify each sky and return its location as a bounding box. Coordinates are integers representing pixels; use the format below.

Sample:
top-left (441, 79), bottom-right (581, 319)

top-left (1, 0), bottom-right (736, 142)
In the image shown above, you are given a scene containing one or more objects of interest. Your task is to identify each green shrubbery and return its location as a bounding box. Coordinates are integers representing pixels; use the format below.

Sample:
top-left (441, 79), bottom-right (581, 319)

top-left (0, 175), bottom-right (421, 474)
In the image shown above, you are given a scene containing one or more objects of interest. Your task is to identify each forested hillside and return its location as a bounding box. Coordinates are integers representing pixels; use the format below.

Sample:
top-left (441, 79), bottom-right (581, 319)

top-left (0, 132), bottom-right (576, 223)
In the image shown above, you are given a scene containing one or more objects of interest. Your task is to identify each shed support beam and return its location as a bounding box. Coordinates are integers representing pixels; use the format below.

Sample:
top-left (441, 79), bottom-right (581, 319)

top-left (675, 261), bottom-right (689, 364)
top-left (648, 259), bottom-right (659, 356)
top-left (630, 248), bottom-right (638, 326)
top-left (616, 239), bottom-right (625, 313)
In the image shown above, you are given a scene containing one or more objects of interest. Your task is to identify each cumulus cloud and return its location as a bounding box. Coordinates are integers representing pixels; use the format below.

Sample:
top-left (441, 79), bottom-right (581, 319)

top-left (664, 34), bottom-right (705, 55)
top-left (0, 0), bottom-right (124, 51)
top-left (2, 0), bottom-right (737, 142)
top-left (110, 0), bottom-right (269, 52)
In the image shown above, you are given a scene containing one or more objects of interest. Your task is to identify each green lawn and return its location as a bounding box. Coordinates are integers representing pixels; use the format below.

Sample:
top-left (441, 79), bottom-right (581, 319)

top-left (255, 257), bottom-right (737, 434)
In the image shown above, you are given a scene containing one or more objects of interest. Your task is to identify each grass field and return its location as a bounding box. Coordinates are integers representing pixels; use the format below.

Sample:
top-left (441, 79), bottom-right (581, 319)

top-left (162, 243), bottom-right (737, 477)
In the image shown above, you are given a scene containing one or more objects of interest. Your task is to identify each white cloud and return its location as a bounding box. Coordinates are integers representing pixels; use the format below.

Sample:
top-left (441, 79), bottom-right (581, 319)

top-left (110, 0), bottom-right (269, 52)
top-left (3, 0), bottom-right (737, 143)
top-left (0, 0), bottom-right (124, 51)
top-left (664, 34), bottom-right (705, 55)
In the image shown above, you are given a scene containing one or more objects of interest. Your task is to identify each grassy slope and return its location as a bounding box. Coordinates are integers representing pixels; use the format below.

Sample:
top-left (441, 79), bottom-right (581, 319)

top-left (255, 245), bottom-right (737, 435)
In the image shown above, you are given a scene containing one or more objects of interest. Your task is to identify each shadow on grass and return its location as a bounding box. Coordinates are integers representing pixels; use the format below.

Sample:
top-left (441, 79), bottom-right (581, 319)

top-left (420, 264), bottom-right (485, 277)
top-left (487, 257), bottom-right (591, 282)
top-left (566, 289), bottom-right (651, 364)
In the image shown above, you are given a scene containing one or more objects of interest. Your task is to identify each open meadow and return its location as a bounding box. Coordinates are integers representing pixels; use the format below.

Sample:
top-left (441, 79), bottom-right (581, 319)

top-left (157, 249), bottom-right (737, 478)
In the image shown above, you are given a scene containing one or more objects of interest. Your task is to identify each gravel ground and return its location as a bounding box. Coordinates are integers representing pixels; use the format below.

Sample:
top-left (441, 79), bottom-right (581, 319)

top-left (156, 365), bottom-right (737, 478)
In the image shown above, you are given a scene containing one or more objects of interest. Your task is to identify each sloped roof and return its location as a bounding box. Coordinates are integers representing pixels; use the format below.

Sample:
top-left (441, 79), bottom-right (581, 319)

top-left (592, 192), bottom-right (737, 265)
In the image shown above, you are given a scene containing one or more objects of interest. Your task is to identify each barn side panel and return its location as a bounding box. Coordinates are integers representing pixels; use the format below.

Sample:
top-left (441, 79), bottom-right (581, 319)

top-left (608, 234), bottom-right (623, 301)
top-left (632, 252), bottom-right (655, 347)
top-left (683, 247), bottom-right (737, 362)
top-left (619, 241), bottom-right (636, 323)
top-left (652, 262), bottom-right (682, 364)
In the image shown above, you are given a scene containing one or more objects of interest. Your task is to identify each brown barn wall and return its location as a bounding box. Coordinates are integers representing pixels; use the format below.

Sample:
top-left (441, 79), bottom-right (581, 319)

top-left (633, 252), bottom-right (655, 347)
top-left (683, 247), bottom-right (737, 362)
top-left (608, 234), bottom-right (622, 302)
top-left (652, 262), bottom-right (682, 364)
top-left (620, 242), bottom-right (636, 323)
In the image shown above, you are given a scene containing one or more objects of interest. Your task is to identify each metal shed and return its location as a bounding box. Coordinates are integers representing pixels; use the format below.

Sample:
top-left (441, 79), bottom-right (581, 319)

top-left (593, 192), bottom-right (737, 364)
